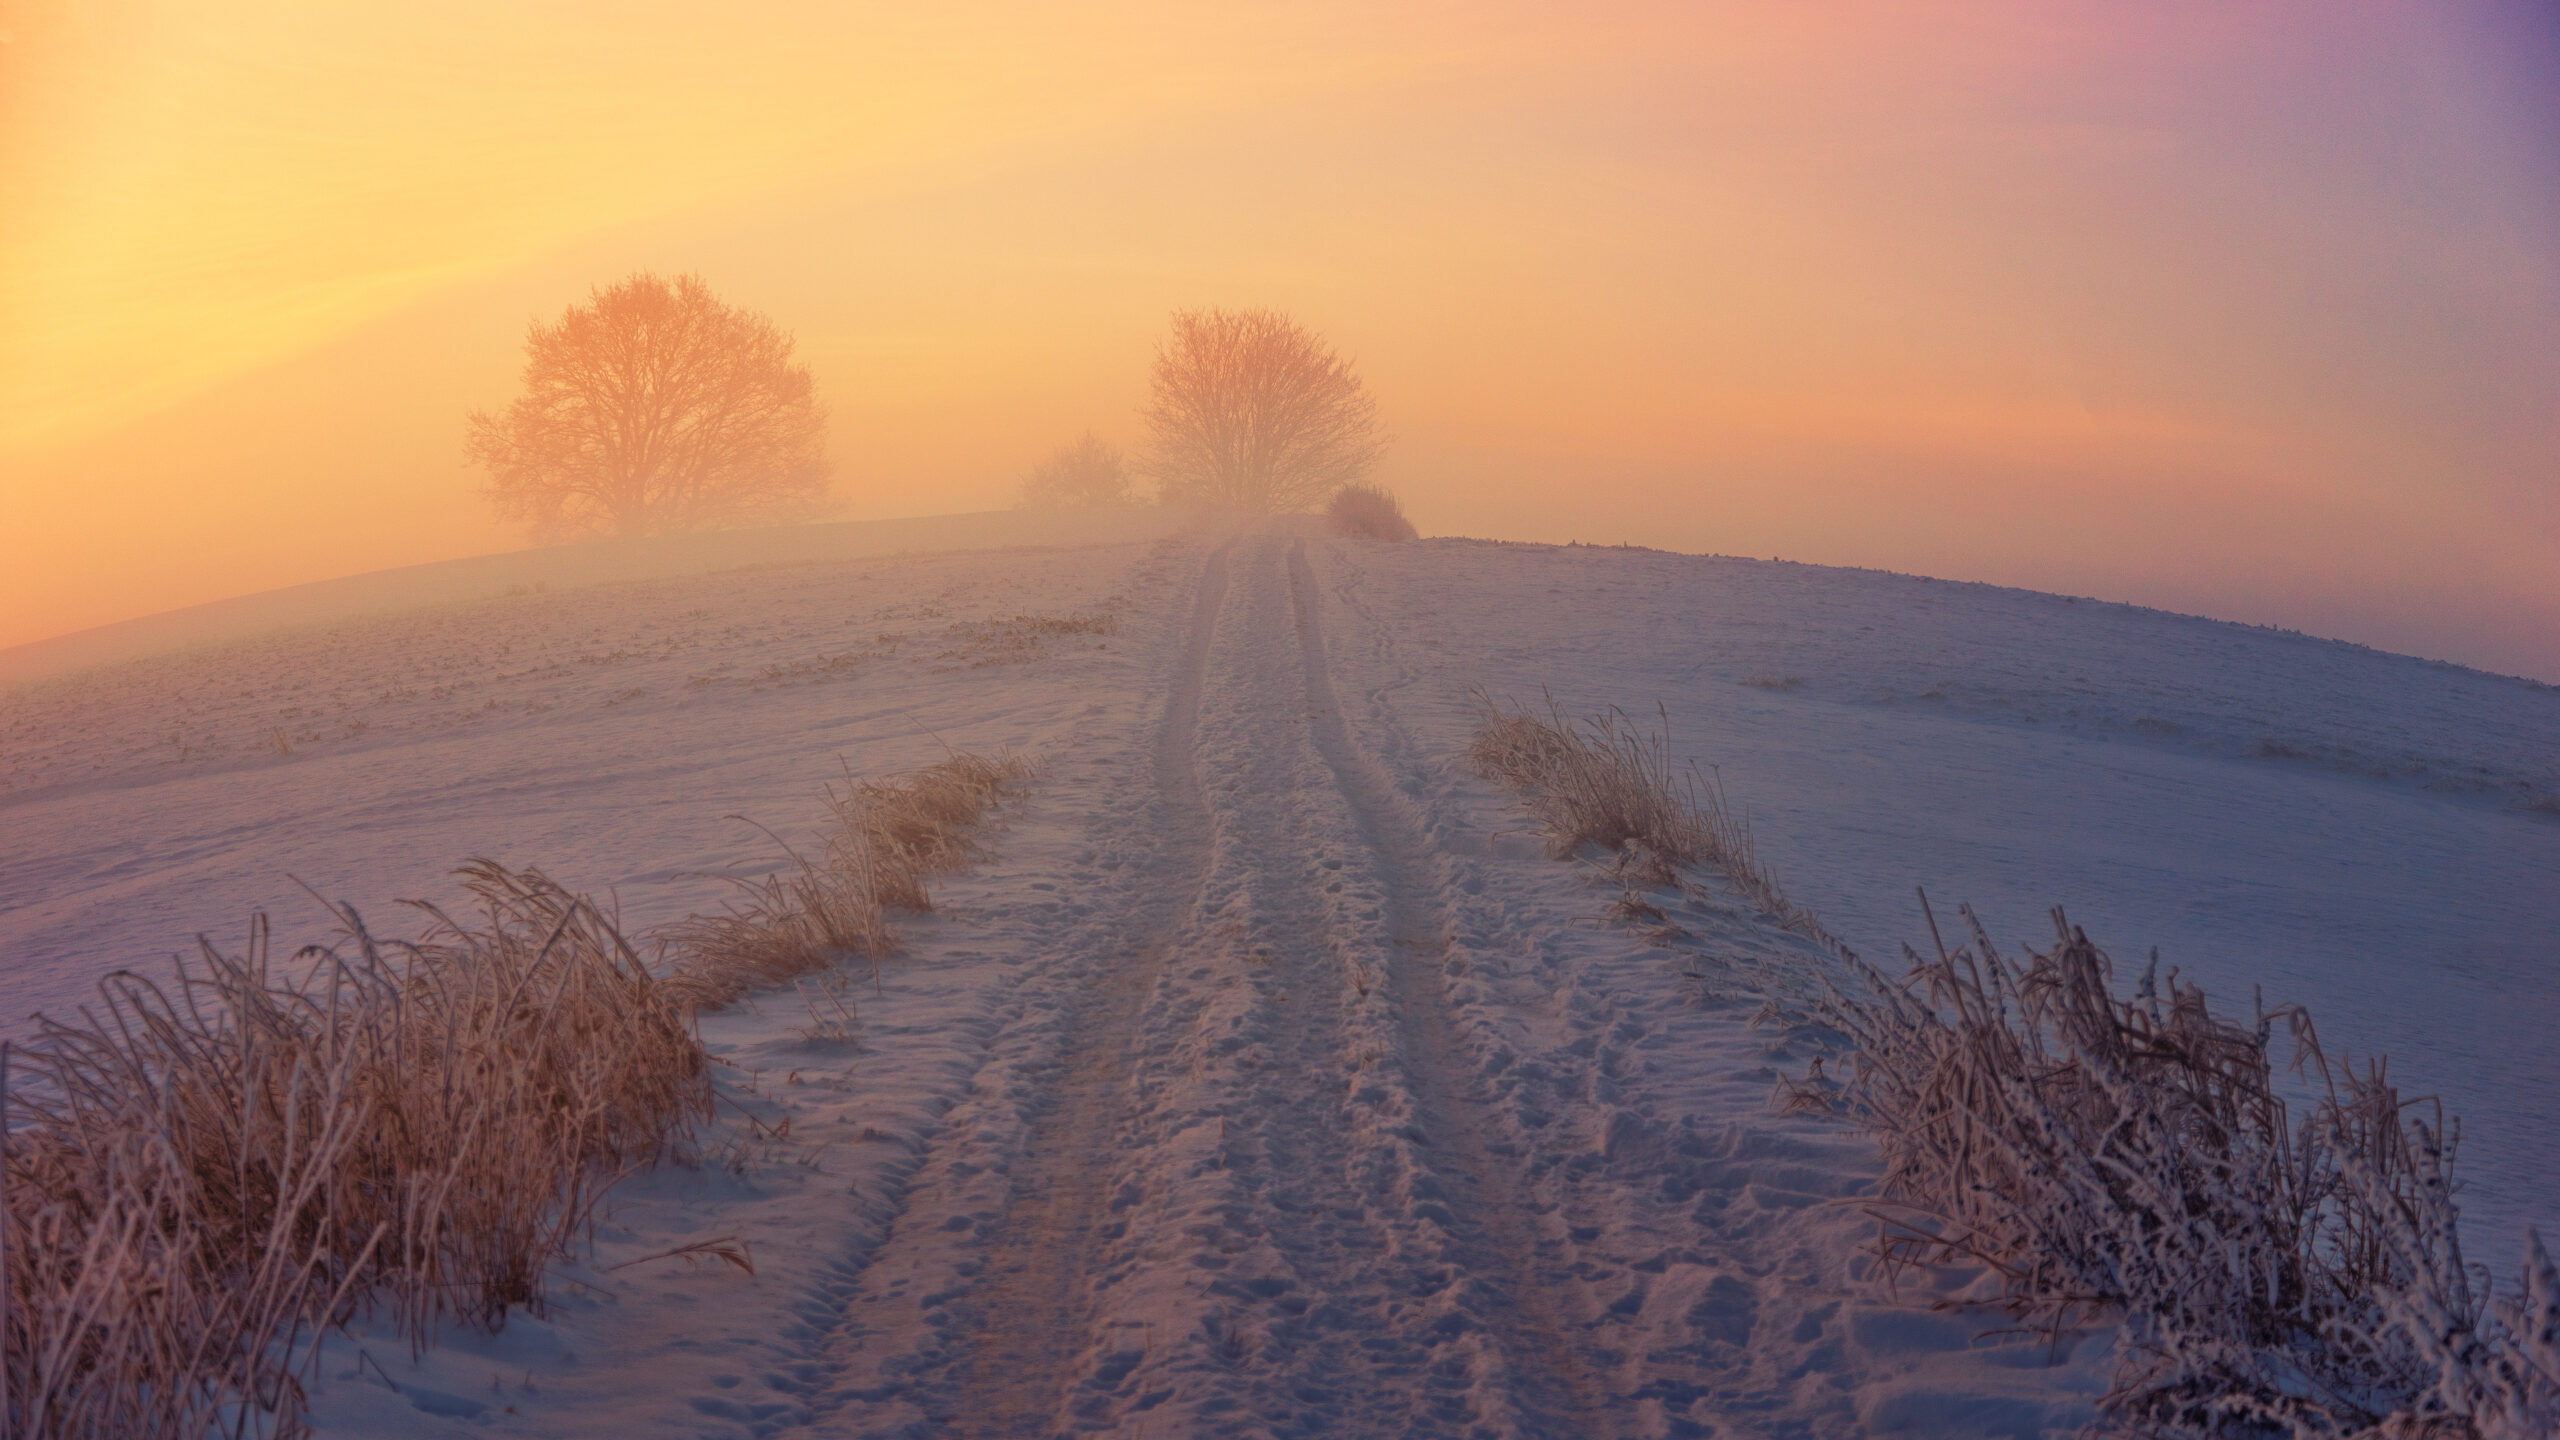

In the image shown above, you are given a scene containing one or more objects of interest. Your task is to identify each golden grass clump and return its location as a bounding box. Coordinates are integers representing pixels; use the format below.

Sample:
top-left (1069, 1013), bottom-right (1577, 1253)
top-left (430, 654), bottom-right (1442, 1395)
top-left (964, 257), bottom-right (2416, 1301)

top-left (936, 613), bottom-right (1116, 667)
top-left (664, 750), bottom-right (1038, 1009)
top-left (1467, 693), bottom-right (1832, 945)
top-left (1, 862), bottom-right (708, 1439)
top-left (1813, 897), bottom-right (2560, 1438)
top-left (1325, 483), bottom-right (1418, 542)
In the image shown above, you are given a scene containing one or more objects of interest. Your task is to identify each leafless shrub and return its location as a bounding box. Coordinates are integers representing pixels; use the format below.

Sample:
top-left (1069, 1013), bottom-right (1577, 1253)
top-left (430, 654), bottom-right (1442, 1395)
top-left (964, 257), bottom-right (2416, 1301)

top-left (1812, 896), bottom-right (2559, 1437)
top-left (1, 863), bottom-right (708, 1439)
top-left (664, 750), bottom-right (1038, 1007)
top-left (1015, 432), bottom-right (1131, 509)
top-left (1325, 483), bottom-right (1417, 542)
top-left (1467, 693), bottom-right (1833, 947)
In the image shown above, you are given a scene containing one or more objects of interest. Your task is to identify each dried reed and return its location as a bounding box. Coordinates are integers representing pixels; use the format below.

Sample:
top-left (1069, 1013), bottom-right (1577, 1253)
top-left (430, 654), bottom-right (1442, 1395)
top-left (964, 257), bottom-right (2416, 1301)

top-left (1814, 896), bottom-right (2559, 1438)
top-left (1467, 693), bottom-right (1832, 946)
top-left (1, 862), bottom-right (708, 1439)
top-left (664, 750), bottom-right (1037, 1009)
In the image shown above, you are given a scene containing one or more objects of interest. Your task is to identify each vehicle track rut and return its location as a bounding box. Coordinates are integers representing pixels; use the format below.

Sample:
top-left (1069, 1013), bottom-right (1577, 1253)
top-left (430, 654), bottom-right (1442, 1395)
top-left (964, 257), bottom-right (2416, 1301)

top-left (795, 531), bottom-right (1609, 1436)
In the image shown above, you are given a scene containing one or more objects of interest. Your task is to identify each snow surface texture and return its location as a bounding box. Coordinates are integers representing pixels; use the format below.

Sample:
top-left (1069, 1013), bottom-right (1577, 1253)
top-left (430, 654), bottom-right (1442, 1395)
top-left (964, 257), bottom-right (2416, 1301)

top-left (0, 520), bottom-right (2546, 1437)
top-left (1327, 539), bottom-right (2558, 1272)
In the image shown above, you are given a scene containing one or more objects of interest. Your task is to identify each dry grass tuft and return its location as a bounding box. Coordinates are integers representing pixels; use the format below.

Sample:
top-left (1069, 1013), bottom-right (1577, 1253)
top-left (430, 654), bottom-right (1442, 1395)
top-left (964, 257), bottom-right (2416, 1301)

top-left (664, 750), bottom-right (1038, 1009)
top-left (1, 862), bottom-right (707, 1439)
top-left (936, 614), bottom-right (1116, 667)
top-left (841, 751), bottom-right (1039, 910)
top-left (1325, 483), bottom-right (1418, 542)
top-left (1467, 693), bottom-right (1832, 946)
top-left (1813, 896), bottom-right (2560, 1437)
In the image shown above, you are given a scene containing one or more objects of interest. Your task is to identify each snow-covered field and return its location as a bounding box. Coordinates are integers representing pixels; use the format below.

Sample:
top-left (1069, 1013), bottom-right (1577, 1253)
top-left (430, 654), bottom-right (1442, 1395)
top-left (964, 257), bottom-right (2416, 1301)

top-left (2, 516), bottom-right (2551, 1437)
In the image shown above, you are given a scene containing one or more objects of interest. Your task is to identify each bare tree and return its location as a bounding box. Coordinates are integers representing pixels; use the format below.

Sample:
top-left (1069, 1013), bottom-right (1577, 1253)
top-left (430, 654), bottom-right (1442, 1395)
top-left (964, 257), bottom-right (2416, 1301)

top-left (467, 273), bottom-right (830, 541)
top-left (1139, 308), bottom-right (1387, 511)
top-left (1015, 432), bottom-right (1130, 508)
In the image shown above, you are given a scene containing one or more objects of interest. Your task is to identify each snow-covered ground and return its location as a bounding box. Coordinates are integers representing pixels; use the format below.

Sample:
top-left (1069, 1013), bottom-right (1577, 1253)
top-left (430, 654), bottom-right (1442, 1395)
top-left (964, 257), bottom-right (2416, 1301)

top-left (1332, 539), bottom-right (2559, 1271)
top-left (2, 517), bottom-right (2550, 1437)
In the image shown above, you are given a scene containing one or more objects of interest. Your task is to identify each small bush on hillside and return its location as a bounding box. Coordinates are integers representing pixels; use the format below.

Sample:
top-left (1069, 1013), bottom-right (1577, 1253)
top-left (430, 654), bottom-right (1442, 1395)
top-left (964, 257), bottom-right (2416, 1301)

top-left (1015, 433), bottom-right (1130, 509)
top-left (1325, 483), bottom-right (1417, 541)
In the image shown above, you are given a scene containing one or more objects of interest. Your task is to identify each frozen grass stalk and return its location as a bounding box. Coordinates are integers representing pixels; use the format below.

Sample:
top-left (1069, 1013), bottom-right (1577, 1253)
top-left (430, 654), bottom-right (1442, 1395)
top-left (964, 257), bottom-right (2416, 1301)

top-left (0, 864), bottom-right (708, 1439)
top-left (664, 749), bottom-right (1038, 1010)
top-left (1811, 895), bottom-right (2560, 1438)
top-left (1466, 691), bottom-right (1832, 947)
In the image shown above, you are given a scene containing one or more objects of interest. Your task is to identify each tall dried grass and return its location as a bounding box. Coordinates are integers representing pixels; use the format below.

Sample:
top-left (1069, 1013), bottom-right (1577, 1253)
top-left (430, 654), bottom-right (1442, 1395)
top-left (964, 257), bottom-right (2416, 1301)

top-left (1, 862), bottom-right (708, 1439)
top-left (1467, 694), bottom-right (1833, 946)
top-left (1469, 691), bottom-right (2556, 1435)
top-left (1816, 897), bottom-right (2559, 1438)
top-left (664, 750), bottom-right (1037, 1009)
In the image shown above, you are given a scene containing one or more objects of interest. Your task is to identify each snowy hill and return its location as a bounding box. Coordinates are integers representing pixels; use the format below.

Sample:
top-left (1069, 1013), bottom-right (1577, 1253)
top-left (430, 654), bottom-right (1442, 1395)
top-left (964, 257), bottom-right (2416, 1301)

top-left (2, 516), bottom-right (2551, 1436)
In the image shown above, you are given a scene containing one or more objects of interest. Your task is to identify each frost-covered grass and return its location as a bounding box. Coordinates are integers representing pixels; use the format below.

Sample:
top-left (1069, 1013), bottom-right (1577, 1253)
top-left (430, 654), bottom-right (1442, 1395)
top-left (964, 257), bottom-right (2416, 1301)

top-left (664, 750), bottom-right (1037, 1008)
top-left (0, 864), bottom-right (705, 1439)
top-left (1472, 689), bottom-right (2560, 1437)
top-left (1818, 904), bottom-right (2560, 1438)
top-left (1467, 695), bottom-right (1831, 945)
top-left (0, 736), bottom-right (1033, 1438)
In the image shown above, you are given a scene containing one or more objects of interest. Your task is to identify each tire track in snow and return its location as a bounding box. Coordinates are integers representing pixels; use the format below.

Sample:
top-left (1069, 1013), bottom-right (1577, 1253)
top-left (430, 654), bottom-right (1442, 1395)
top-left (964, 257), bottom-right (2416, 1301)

top-left (938, 537), bottom-right (1236, 1437)
top-left (1283, 538), bottom-right (1606, 1431)
top-left (796, 532), bottom-right (1610, 1436)
top-left (782, 538), bottom-right (1233, 1436)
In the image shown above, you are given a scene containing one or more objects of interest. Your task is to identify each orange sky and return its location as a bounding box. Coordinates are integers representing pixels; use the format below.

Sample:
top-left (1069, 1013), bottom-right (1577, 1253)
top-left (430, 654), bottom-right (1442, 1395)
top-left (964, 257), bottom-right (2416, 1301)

top-left (5, 1), bottom-right (2557, 677)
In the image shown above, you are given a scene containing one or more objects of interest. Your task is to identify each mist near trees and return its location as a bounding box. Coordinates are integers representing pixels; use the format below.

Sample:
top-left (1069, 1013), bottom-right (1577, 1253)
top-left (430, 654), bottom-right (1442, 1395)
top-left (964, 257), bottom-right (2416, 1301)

top-left (467, 273), bottom-right (831, 542)
top-left (469, 288), bottom-right (1392, 538)
top-left (1015, 432), bottom-right (1131, 509)
top-left (1139, 307), bottom-right (1387, 513)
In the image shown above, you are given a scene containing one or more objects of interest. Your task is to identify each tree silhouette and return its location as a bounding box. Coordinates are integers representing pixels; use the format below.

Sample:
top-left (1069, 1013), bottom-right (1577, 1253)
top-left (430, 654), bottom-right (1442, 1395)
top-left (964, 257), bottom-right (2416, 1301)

top-left (1139, 308), bottom-right (1386, 511)
top-left (1016, 432), bottom-right (1131, 508)
top-left (468, 273), bottom-right (830, 541)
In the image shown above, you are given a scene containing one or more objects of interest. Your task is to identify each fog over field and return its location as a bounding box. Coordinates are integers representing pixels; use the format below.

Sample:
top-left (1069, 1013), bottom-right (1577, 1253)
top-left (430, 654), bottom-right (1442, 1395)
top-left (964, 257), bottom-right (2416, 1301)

top-left (4, 515), bottom-right (2551, 1436)
top-left (7, 3), bottom-right (2555, 1434)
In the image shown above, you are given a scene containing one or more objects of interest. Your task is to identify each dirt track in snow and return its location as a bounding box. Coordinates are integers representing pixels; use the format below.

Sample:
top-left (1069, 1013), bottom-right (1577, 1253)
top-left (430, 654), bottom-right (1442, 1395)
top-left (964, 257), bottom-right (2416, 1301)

top-left (795, 534), bottom-right (1611, 1434)
top-left (11, 520), bottom-right (2155, 1437)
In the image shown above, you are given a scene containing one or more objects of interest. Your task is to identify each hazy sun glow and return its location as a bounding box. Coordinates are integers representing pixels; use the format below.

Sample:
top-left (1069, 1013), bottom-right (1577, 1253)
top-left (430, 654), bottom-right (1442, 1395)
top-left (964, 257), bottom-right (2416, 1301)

top-left (4, 1), bottom-right (2556, 675)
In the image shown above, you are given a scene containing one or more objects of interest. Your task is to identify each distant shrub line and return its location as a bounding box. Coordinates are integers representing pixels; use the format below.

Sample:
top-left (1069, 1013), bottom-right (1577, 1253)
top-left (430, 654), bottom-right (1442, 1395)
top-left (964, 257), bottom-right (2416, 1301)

top-left (1469, 696), bottom-right (2558, 1439)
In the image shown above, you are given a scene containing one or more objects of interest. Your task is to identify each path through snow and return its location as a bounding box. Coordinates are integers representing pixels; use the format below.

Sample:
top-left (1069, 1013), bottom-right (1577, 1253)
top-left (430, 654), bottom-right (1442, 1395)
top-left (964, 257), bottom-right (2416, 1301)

top-left (21, 521), bottom-right (2362, 1436)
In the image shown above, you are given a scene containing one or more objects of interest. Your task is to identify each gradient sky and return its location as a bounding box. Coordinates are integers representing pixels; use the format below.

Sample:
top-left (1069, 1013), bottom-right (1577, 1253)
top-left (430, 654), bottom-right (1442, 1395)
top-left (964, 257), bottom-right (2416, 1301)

top-left (4, 1), bottom-right (2557, 677)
